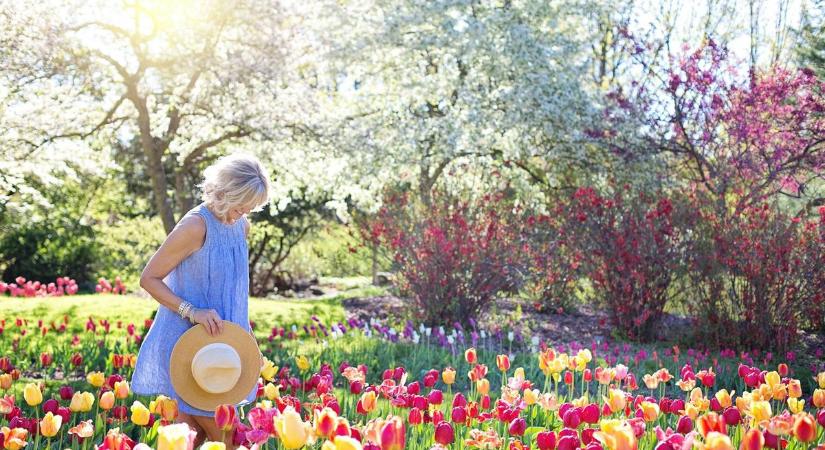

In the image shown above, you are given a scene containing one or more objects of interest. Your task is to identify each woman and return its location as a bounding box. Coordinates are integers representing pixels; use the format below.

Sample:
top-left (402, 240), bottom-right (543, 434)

top-left (132, 153), bottom-right (271, 448)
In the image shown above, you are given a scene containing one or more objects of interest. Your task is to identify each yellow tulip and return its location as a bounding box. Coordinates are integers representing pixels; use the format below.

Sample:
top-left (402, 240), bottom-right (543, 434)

top-left (86, 371), bottom-right (105, 388)
top-left (749, 401), bottom-right (772, 427)
top-left (39, 411), bottom-right (62, 438)
top-left (296, 356), bottom-right (310, 372)
top-left (100, 391), bottom-right (115, 411)
top-left (684, 402), bottom-right (700, 421)
top-left (816, 371), bottom-right (825, 389)
top-left (714, 389), bottom-right (733, 409)
top-left (787, 398), bottom-right (804, 414)
top-left (114, 380), bottom-right (130, 399)
top-left (200, 443), bottom-right (226, 450)
top-left (321, 435), bottom-right (363, 450)
top-left (703, 431), bottom-right (733, 450)
top-left (442, 367), bottom-right (456, 385)
top-left (593, 419), bottom-right (637, 450)
top-left (261, 358), bottom-right (278, 381)
top-left (264, 382), bottom-right (280, 400)
top-left (571, 394), bottom-right (589, 408)
top-left (514, 367), bottom-right (525, 380)
top-left (476, 379), bottom-right (490, 396)
top-left (157, 423), bottom-right (197, 450)
top-left (523, 389), bottom-right (539, 406)
top-left (765, 371), bottom-right (781, 389)
top-left (149, 395), bottom-right (179, 422)
top-left (69, 392), bottom-right (95, 412)
top-left (643, 374), bottom-right (659, 390)
top-left (604, 389), bottom-right (626, 414)
top-left (130, 400), bottom-right (150, 426)
top-left (274, 406), bottom-right (313, 449)
top-left (23, 383), bottom-right (42, 406)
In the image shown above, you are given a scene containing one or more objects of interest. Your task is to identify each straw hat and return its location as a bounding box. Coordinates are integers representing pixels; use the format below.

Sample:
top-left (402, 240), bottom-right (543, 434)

top-left (169, 321), bottom-right (262, 411)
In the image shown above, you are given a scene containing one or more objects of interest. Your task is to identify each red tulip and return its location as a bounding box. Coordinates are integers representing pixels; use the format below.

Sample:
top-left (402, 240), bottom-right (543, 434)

top-left (434, 421), bottom-right (454, 445)
top-left (509, 417), bottom-right (526, 436)
top-left (562, 408), bottom-right (581, 429)
top-left (465, 348), bottom-right (477, 365)
top-left (792, 413), bottom-right (816, 443)
top-left (350, 380), bottom-right (364, 394)
top-left (423, 370), bottom-right (439, 387)
top-left (777, 363), bottom-right (788, 377)
top-left (407, 381), bottom-right (420, 395)
top-left (583, 369), bottom-right (592, 382)
top-left (581, 404), bottom-right (600, 424)
top-left (214, 404), bottom-right (236, 432)
top-left (722, 407), bottom-right (741, 426)
top-left (536, 431), bottom-right (557, 450)
top-left (557, 434), bottom-right (580, 450)
top-left (564, 371), bottom-right (573, 385)
top-left (428, 389), bottom-right (443, 405)
top-left (697, 412), bottom-right (727, 438)
top-left (817, 410), bottom-right (825, 428)
top-left (58, 386), bottom-right (74, 401)
top-left (451, 406), bottom-right (466, 425)
top-left (43, 398), bottom-right (59, 414)
top-left (676, 416), bottom-right (692, 434)
top-left (452, 393), bottom-right (467, 408)
top-left (409, 408), bottom-right (423, 426)
top-left (40, 353), bottom-right (53, 367)
top-left (496, 355), bottom-right (511, 372)
top-left (70, 353), bottom-right (83, 367)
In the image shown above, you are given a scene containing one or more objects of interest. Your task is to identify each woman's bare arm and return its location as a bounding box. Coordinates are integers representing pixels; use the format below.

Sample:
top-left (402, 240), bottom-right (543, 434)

top-left (139, 215), bottom-right (224, 336)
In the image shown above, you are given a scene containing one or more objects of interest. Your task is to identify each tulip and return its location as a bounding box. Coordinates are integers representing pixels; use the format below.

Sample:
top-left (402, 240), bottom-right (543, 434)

top-left (322, 436), bottom-right (364, 450)
top-left (739, 428), bottom-right (764, 450)
top-left (442, 368), bottom-right (456, 385)
top-left (100, 391), bottom-right (115, 410)
top-left (593, 419), bottom-right (636, 450)
top-left (704, 431), bottom-right (733, 450)
top-left (67, 392), bottom-right (95, 413)
top-left (264, 382), bottom-right (280, 400)
top-left (812, 389), bottom-right (825, 408)
top-left (451, 406), bottom-right (466, 424)
top-left (722, 407), bottom-right (741, 426)
top-left (408, 407), bottom-right (423, 426)
top-left (509, 417), bottom-right (527, 436)
top-left (497, 354), bottom-right (511, 372)
top-left (465, 348), bottom-right (477, 364)
top-left (1, 426), bottom-right (28, 450)
top-left (156, 422), bottom-right (197, 450)
top-left (604, 389), bottom-right (626, 414)
top-left (23, 383), bottom-right (42, 406)
top-left (524, 388), bottom-right (539, 406)
top-left (357, 391), bottom-right (377, 414)
top-left (786, 398), bottom-right (804, 414)
top-left (0, 373), bottom-right (12, 390)
top-left (787, 380), bottom-right (801, 398)
top-left (86, 371), bottom-right (105, 388)
top-left (274, 406), bottom-right (313, 449)
top-left (676, 416), bottom-right (693, 435)
top-left (315, 407), bottom-right (338, 439)
top-left (536, 431), bottom-right (557, 450)
top-left (215, 404), bottom-right (236, 432)
top-left (130, 400), bottom-right (150, 426)
top-left (43, 398), bottom-right (59, 415)
top-left (113, 380), bottom-right (130, 399)
top-left (428, 389), bottom-right (443, 405)
top-left (562, 408), bottom-right (581, 429)
top-left (777, 363), bottom-right (788, 377)
top-left (434, 421), bottom-right (454, 445)
top-left (640, 401), bottom-right (659, 422)
top-left (379, 415), bottom-right (405, 450)
top-left (68, 419), bottom-right (94, 441)
top-left (200, 443), bottom-right (226, 450)
top-left (150, 395), bottom-right (178, 423)
top-left (58, 385), bottom-right (73, 401)
top-left (582, 403), bottom-right (600, 424)
top-left (792, 413), bottom-right (816, 442)
top-left (818, 409), bottom-right (825, 428)
top-left (476, 378), bottom-right (490, 396)
top-left (39, 411), bottom-right (62, 438)
top-left (296, 355), bottom-right (310, 372)
top-left (749, 401), bottom-right (771, 427)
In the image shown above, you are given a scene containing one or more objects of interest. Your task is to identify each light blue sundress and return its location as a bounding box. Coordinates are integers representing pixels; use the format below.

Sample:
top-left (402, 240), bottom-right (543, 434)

top-left (132, 202), bottom-right (257, 417)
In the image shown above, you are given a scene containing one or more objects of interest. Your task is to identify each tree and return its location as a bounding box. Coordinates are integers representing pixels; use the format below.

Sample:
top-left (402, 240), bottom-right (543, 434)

top-left (1, 0), bottom-right (324, 232)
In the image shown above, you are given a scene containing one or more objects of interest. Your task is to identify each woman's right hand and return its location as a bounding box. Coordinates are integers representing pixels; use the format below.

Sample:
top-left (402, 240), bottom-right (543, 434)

top-left (191, 308), bottom-right (224, 337)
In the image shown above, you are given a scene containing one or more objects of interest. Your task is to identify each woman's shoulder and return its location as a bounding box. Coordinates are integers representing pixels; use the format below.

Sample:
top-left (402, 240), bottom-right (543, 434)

top-left (172, 213), bottom-right (207, 241)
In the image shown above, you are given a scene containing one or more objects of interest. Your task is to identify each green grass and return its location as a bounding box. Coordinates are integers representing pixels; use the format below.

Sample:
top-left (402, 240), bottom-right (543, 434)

top-left (0, 285), bottom-right (386, 339)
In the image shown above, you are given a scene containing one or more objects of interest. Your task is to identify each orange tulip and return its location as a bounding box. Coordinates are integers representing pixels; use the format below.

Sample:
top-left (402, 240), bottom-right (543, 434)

top-left (0, 374), bottom-right (12, 390)
top-left (476, 379), bottom-right (490, 396)
top-left (357, 391), bottom-right (377, 414)
top-left (593, 419), bottom-right (636, 450)
top-left (68, 420), bottom-right (94, 440)
top-left (99, 391), bottom-right (115, 410)
top-left (715, 389), bottom-right (734, 409)
top-left (113, 380), bottom-right (130, 399)
top-left (739, 428), bottom-right (764, 450)
top-left (787, 380), bottom-right (802, 399)
top-left (766, 414), bottom-right (794, 436)
top-left (465, 348), bottom-right (477, 364)
top-left (640, 401), bottom-right (660, 422)
top-left (813, 389), bottom-right (825, 409)
top-left (0, 426), bottom-right (28, 450)
top-left (604, 389), bottom-right (627, 414)
top-left (697, 412), bottom-right (727, 438)
top-left (792, 413), bottom-right (817, 443)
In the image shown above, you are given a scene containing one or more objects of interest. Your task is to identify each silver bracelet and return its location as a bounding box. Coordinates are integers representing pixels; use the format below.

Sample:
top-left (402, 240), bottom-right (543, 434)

top-left (178, 301), bottom-right (192, 319)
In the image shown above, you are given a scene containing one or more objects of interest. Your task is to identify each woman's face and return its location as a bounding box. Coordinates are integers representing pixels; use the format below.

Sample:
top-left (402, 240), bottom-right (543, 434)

top-left (225, 202), bottom-right (256, 224)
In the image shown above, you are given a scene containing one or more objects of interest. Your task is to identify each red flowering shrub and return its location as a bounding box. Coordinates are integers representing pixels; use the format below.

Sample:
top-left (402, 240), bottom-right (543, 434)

top-left (521, 214), bottom-right (583, 313)
top-left (370, 190), bottom-right (525, 326)
top-left (685, 197), bottom-right (825, 351)
top-left (562, 186), bottom-right (687, 341)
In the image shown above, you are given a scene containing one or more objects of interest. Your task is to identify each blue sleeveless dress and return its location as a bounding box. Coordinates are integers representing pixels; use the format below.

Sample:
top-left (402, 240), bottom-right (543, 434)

top-left (132, 202), bottom-right (257, 417)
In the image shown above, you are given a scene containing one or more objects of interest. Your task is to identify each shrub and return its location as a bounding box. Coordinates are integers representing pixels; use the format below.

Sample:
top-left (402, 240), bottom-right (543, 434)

top-left (372, 190), bottom-right (525, 326)
top-left (563, 186), bottom-right (687, 341)
top-left (685, 199), bottom-right (825, 351)
top-left (521, 213), bottom-right (583, 313)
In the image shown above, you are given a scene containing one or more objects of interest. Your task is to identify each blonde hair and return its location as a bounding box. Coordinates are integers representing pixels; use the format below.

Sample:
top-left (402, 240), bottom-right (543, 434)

top-left (199, 153), bottom-right (271, 219)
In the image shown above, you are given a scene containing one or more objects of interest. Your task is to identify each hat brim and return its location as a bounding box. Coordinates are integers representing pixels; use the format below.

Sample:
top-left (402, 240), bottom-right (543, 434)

top-left (170, 321), bottom-right (262, 412)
